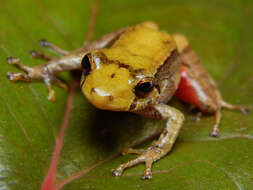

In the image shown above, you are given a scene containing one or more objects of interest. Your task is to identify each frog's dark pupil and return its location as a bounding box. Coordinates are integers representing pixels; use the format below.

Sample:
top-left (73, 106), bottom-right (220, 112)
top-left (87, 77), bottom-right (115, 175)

top-left (81, 54), bottom-right (91, 73)
top-left (139, 82), bottom-right (153, 92)
top-left (135, 81), bottom-right (154, 97)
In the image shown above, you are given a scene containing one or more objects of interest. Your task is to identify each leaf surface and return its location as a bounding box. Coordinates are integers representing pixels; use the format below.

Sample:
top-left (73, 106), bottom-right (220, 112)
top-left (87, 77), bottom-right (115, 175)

top-left (0, 0), bottom-right (253, 189)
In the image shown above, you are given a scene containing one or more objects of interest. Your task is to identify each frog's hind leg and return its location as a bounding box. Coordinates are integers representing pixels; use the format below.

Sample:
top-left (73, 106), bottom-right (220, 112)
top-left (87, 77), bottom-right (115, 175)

top-left (173, 33), bottom-right (249, 137)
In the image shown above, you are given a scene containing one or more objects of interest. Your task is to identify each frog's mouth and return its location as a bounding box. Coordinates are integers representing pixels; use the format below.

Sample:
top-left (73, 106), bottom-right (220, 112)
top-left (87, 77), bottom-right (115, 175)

top-left (82, 85), bottom-right (134, 111)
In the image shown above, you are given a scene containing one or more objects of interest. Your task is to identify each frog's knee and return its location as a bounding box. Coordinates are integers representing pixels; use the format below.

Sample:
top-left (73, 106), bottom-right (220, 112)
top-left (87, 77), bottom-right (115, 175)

top-left (172, 108), bottom-right (184, 122)
top-left (172, 33), bottom-right (189, 53)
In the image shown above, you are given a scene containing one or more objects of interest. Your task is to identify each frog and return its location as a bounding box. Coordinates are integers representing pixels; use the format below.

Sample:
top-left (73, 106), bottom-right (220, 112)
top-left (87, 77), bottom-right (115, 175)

top-left (6, 21), bottom-right (249, 180)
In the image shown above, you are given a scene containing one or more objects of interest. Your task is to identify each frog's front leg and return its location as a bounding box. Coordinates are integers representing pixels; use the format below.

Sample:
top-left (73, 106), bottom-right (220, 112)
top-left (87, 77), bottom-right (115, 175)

top-left (6, 52), bottom-right (79, 101)
top-left (6, 28), bottom-right (126, 101)
top-left (111, 104), bottom-right (184, 180)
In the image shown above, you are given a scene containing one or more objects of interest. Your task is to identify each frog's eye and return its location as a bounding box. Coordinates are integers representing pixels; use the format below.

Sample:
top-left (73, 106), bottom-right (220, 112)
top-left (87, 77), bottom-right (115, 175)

top-left (134, 81), bottom-right (154, 98)
top-left (81, 53), bottom-right (92, 74)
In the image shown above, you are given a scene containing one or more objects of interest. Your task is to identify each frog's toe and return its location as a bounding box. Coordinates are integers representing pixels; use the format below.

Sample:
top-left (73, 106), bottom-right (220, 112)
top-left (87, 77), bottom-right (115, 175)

top-left (39, 38), bottom-right (50, 47)
top-left (111, 168), bottom-right (123, 177)
top-left (39, 38), bottom-right (69, 56)
top-left (221, 101), bottom-right (250, 115)
top-left (194, 112), bottom-right (202, 122)
top-left (209, 129), bottom-right (219, 137)
top-left (6, 72), bottom-right (16, 81)
top-left (6, 72), bottom-right (31, 82)
top-left (6, 56), bottom-right (20, 65)
top-left (142, 171), bottom-right (152, 180)
top-left (47, 89), bottom-right (56, 102)
top-left (241, 108), bottom-right (250, 115)
top-left (142, 161), bottom-right (153, 180)
top-left (111, 155), bottom-right (146, 178)
top-left (29, 50), bottom-right (52, 61)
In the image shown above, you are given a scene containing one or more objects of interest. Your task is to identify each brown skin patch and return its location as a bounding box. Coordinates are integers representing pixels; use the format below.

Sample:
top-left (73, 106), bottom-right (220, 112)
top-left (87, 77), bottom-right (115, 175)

top-left (155, 49), bottom-right (179, 80)
top-left (154, 49), bottom-right (181, 104)
top-left (93, 51), bottom-right (140, 75)
top-left (111, 73), bottom-right (115, 78)
top-left (163, 40), bottom-right (171, 45)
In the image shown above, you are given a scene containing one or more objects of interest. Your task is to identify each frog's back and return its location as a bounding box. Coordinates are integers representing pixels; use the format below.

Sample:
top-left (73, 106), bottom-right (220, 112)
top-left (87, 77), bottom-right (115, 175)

top-left (102, 23), bottom-right (176, 74)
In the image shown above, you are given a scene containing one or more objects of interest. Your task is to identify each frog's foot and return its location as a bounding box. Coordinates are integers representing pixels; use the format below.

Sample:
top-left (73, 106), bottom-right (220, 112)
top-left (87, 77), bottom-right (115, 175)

top-left (209, 101), bottom-right (250, 137)
top-left (194, 112), bottom-right (202, 121)
top-left (112, 145), bottom-right (164, 180)
top-left (6, 57), bottom-right (33, 82)
top-left (6, 56), bottom-right (68, 101)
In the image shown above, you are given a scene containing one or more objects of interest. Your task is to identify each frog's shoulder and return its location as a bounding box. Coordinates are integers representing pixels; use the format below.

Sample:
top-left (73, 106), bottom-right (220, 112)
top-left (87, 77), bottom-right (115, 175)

top-left (102, 22), bottom-right (177, 75)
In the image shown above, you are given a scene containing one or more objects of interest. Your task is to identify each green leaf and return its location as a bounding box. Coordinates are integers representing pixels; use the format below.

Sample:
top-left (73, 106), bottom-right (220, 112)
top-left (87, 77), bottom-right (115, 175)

top-left (0, 0), bottom-right (253, 189)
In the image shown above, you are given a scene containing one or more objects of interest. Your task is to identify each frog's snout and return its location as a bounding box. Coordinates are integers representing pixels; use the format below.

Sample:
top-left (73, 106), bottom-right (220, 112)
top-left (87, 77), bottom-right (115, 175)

top-left (90, 87), bottom-right (114, 102)
top-left (83, 85), bottom-right (130, 111)
top-left (81, 63), bottom-right (136, 111)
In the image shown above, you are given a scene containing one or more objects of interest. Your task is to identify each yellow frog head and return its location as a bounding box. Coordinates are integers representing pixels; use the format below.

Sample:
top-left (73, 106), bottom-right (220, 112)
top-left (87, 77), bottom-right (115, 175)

top-left (80, 23), bottom-right (179, 112)
top-left (80, 50), bottom-right (161, 111)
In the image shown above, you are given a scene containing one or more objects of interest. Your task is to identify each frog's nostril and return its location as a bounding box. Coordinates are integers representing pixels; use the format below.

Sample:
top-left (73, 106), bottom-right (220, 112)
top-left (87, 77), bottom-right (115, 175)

top-left (108, 95), bottom-right (114, 101)
top-left (90, 88), bottom-right (95, 94)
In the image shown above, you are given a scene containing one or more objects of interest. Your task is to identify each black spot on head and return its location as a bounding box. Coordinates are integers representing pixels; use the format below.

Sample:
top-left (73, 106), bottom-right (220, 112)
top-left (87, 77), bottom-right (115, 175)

top-left (118, 63), bottom-right (130, 69)
top-left (111, 73), bottom-right (115, 78)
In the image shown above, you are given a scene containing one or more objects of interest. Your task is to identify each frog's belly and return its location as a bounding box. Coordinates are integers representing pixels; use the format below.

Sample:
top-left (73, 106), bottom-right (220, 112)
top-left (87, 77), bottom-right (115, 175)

top-left (175, 66), bottom-right (200, 108)
top-left (175, 66), bottom-right (220, 114)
